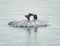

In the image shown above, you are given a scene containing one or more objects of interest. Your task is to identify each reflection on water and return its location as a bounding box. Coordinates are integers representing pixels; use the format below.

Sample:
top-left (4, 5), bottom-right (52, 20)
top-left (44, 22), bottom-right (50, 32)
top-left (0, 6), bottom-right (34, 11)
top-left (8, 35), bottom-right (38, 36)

top-left (26, 27), bottom-right (38, 33)
top-left (26, 27), bottom-right (38, 46)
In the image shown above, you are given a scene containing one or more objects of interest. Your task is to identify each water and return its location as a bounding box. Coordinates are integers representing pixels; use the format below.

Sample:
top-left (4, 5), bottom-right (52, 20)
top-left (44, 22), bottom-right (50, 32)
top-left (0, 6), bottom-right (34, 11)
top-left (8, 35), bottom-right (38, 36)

top-left (0, 0), bottom-right (60, 46)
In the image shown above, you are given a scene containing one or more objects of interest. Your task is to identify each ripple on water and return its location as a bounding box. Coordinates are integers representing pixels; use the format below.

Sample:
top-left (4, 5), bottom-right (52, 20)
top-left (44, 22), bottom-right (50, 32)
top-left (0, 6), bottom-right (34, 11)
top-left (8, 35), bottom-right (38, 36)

top-left (8, 20), bottom-right (50, 27)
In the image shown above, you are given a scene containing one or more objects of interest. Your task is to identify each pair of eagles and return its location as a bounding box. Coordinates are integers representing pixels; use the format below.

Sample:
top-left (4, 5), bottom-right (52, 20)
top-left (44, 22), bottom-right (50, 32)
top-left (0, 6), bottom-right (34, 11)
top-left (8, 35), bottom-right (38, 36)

top-left (25, 13), bottom-right (37, 20)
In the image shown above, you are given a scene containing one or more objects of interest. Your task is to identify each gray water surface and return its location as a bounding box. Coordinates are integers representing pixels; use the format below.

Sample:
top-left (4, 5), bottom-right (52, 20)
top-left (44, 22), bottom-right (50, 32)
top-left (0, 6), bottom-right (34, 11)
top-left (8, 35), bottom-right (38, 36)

top-left (0, 0), bottom-right (60, 46)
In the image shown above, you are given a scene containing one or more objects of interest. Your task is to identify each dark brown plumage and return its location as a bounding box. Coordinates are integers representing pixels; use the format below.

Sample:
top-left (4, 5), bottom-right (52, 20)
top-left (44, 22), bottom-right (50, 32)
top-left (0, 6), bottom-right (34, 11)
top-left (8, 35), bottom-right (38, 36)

top-left (34, 14), bottom-right (37, 20)
top-left (25, 13), bottom-right (37, 20)
top-left (25, 13), bottom-right (33, 20)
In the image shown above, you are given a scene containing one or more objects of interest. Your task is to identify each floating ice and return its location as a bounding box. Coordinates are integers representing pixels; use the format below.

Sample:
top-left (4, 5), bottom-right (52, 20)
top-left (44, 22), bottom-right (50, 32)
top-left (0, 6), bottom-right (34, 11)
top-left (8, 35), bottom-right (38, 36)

top-left (8, 20), bottom-right (50, 27)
